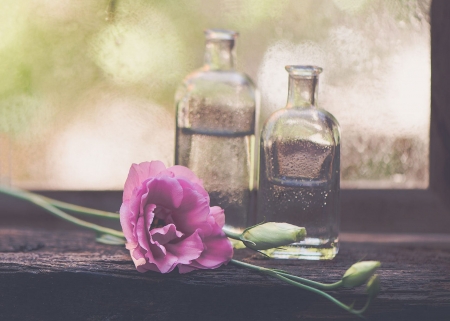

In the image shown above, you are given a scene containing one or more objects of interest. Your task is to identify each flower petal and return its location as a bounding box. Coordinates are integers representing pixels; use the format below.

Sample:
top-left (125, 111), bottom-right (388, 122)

top-left (130, 247), bottom-right (148, 273)
top-left (135, 212), bottom-right (154, 256)
top-left (178, 265), bottom-right (197, 274)
top-left (171, 179), bottom-right (211, 235)
top-left (151, 250), bottom-right (179, 273)
top-left (166, 165), bottom-right (204, 187)
top-left (142, 176), bottom-right (184, 210)
top-left (119, 201), bottom-right (137, 245)
top-left (123, 161), bottom-right (167, 202)
top-left (150, 224), bottom-right (183, 245)
top-left (165, 230), bottom-right (204, 265)
top-left (188, 225), bottom-right (233, 270)
top-left (138, 262), bottom-right (162, 273)
top-left (210, 206), bottom-right (225, 228)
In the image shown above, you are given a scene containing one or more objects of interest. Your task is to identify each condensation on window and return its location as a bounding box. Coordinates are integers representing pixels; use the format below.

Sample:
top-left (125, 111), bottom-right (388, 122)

top-left (0, 0), bottom-right (430, 189)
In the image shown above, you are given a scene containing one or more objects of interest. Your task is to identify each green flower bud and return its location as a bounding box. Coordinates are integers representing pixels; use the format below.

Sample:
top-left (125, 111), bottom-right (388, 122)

top-left (366, 274), bottom-right (381, 298)
top-left (341, 261), bottom-right (381, 287)
top-left (241, 222), bottom-right (306, 251)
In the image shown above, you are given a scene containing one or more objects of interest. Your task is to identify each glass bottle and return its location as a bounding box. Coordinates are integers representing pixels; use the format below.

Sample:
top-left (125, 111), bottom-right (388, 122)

top-left (175, 29), bottom-right (258, 233)
top-left (257, 65), bottom-right (340, 260)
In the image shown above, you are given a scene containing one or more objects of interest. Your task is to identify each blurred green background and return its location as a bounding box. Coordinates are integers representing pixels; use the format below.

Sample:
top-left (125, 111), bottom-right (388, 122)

top-left (0, 0), bottom-right (430, 189)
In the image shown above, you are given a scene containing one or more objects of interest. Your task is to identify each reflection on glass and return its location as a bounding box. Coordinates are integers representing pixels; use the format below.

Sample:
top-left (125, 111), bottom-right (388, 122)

top-left (258, 66), bottom-right (340, 260)
top-left (175, 29), bottom-right (257, 232)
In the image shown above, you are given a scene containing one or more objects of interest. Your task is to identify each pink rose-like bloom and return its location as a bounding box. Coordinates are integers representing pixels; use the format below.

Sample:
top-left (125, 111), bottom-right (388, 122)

top-left (120, 161), bottom-right (233, 274)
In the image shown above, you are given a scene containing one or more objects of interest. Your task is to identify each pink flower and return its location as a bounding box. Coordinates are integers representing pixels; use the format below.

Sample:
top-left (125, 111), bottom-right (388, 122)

top-left (120, 161), bottom-right (233, 274)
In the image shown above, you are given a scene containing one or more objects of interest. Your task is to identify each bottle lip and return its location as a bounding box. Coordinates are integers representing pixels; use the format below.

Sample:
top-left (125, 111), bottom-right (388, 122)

top-left (285, 65), bottom-right (323, 77)
top-left (204, 29), bottom-right (238, 41)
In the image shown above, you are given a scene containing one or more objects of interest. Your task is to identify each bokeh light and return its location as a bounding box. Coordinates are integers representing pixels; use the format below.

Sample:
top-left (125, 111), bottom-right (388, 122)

top-left (0, 0), bottom-right (431, 189)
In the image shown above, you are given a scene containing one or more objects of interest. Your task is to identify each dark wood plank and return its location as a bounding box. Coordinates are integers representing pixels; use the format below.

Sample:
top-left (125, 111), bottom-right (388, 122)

top-left (1, 227), bottom-right (449, 321)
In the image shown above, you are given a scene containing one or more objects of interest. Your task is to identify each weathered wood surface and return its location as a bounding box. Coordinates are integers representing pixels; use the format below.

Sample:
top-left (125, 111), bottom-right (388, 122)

top-left (1, 227), bottom-right (449, 321)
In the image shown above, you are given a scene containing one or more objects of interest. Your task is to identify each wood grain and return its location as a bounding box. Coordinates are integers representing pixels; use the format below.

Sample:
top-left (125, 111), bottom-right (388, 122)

top-left (1, 227), bottom-right (449, 321)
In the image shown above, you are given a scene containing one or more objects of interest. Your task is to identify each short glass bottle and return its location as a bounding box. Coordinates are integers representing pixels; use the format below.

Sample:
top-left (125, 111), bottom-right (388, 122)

top-left (257, 65), bottom-right (340, 260)
top-left (175, 29), bottom-right (258, 233)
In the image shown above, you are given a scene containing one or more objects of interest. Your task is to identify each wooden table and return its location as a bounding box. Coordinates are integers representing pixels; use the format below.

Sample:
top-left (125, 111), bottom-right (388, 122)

top-left (1, 227), bottom-right (449, 321)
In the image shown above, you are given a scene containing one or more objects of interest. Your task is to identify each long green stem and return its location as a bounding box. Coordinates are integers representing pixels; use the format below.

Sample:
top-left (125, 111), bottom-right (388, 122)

top-left (40, 196), bottom-right (120, 219)
top-left (0, 185), bottom-right (124, 238)
top-left (275, 271), bottom-right (343, 290)
top-left (230, 259), bottom-right (369, 317)
top-left (0, 185), bottom-right (120, 219)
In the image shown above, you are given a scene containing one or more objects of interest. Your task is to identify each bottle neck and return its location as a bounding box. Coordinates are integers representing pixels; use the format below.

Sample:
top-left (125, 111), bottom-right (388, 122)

top-left (204, 40), bottom-right (234, 71)
top-left (286, 75), bottom-right (319, 108)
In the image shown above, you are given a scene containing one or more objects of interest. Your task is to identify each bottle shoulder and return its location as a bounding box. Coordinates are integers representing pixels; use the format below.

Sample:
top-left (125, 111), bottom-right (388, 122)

top-left (262, 107), bottom-right (341, 145)
top-left (264, 107), bottom-right (340, 127)
top-left (180, 68), bottom-right (255, 88)
top-left (175, 67), bottom-right (257, 134)
top-left (175, 68), bottom-right (256, 108)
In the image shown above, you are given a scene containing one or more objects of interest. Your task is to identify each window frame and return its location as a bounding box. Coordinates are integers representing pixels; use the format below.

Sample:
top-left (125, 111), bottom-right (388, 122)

top-left (340, 0), bottom-right (450, 234)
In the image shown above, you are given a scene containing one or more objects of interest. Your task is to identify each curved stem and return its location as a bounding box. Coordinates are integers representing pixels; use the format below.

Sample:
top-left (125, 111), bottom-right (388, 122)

top-left (228, 246), bottom-right (342, 290)
top-left (0, 185), bottom-right (124, 238)
top-left (230, 258), bottom-right (266, 272)
top-left (230, 259), bottom-right (368, 317)
top-left (40, 196), bottom-right (120, 219)
top-left (275, 271), bottom-right (343, 290)
top-left (0, 185), bottom-right (120, 220)
top-left (269, 273), bottom-right (364, 317)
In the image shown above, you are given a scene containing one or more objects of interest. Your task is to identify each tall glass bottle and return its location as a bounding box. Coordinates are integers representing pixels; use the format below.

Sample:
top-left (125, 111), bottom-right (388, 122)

top-left (175, 29), bottom-right (257, 233)
top-left (257, 65), bottom-right (340, 260)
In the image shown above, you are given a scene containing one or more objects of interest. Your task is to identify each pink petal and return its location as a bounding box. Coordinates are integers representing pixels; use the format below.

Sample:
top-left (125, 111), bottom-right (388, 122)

top-left (177, 177), bottom-right (209, 202)
top-left (165, 230), bottom-right (204, 265)
top-left (142, 176), bottom-right (184, 211)
top-left (150, 224), bottom-right (183, 245)
top-left (171, 179), bottom-right (211, 235)
top-left (166, 165), bottom-right (204, 187)
top-left (119, 201), bottom-right (137, 245)
top-left (188, 225), bottom-right (233, 270)
top-left (139, 262), bottom-right (162, 273)
top-left (144, 204), bottom-right (157, 231)
top-left (123, 161), bottom-right (167, 202)
top-left (135, 212), bottom-right (153, 256)
top-left (130, 247), bottom-right (148, 273)
top-left (178, 265), bottom-right (197, 274)
top-left (145, 233), bottom-right (179, 273)
top-left (149, 240), bottom-right (166, 257)
top-left (151, 251), bottom-right (179, 273)
top-left (210, 206), bottom-right (225, 228)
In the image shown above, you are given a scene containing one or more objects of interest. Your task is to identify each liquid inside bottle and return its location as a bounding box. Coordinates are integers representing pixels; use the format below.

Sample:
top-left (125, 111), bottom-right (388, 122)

top-left (257, 65), bottom-right (340, 259)
top-left (175, 29), bottom-right (257, 232)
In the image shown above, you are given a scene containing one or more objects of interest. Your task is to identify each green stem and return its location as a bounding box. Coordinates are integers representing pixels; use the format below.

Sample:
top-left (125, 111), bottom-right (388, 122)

top-left (230, 259), bottom-right (369, 317)
top-left (0, 185), bottom-right (124, 238)
top-left (0, 185), bottom-right (120, 219)
top-left (269, 273), bottom-right (365, 317)
top-left (40, 196), bottom-right (120, 219)
top-left (275, 271), bottom-right (343, 290)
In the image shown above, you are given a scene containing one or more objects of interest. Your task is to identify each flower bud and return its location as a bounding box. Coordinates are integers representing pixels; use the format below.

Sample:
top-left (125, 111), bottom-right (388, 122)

top-left (366, 274), bottom-right (381, 298)
top-left (241, 222), bottom-right (306, 251)
top-left (341, 261), bottom-right (381, 288)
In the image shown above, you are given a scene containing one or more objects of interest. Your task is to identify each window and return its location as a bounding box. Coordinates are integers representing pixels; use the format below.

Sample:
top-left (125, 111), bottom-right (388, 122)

top-left (1, 0), bottom-right (448, 234)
